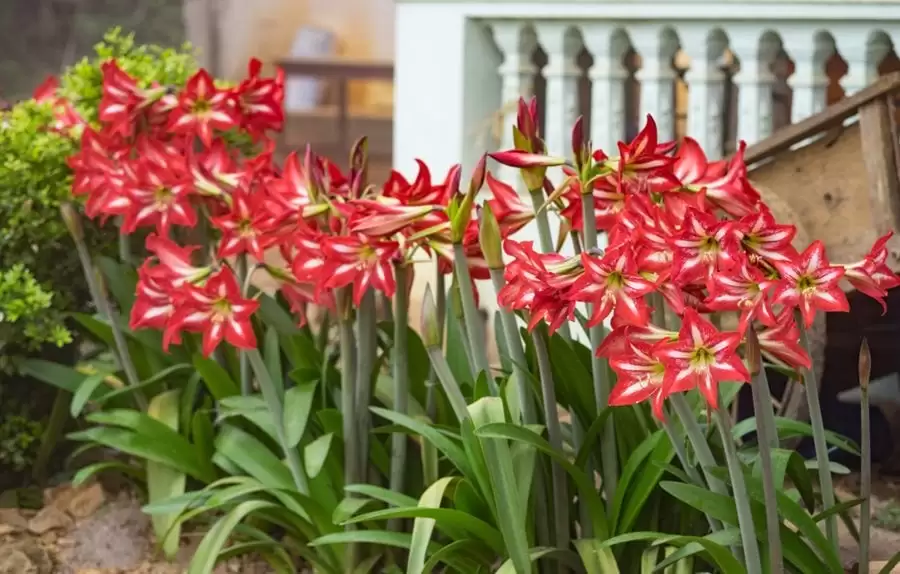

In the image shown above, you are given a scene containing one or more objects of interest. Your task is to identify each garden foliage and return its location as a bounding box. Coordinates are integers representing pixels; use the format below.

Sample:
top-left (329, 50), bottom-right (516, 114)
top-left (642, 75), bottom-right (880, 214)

top-left (17, 39), bottom-right (900, 574)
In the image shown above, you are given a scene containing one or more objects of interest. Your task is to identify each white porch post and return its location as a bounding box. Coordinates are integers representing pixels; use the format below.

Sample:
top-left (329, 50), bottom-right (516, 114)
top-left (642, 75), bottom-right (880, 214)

top-left (729, 26), bottom-right (777, 145)
top-left (491, 22), bottom-right (537, 191)
top-left (841, 30), bottom-right (892, 95)
top-left (681, 26), bottom-right (729, 159)
top-left (632, 25), bottom-right (680, 143)
top-left (582, 24), bottom-right (630, 154)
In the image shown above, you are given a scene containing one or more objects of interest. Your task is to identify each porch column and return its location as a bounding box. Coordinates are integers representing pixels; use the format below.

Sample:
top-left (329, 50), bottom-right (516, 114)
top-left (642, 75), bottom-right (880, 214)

top-left (582, 23), bottom-right (630, 154)
top-left (632, 25), bottom-right (680, 143)
top-left (681, 26), bottom-right (730, 159)
top-left (729, 27), bottom-right (778, 145)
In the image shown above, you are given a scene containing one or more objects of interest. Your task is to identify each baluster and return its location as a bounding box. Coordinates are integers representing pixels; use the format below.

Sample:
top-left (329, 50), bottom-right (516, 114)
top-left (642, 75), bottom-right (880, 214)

top-left (729, 27), bottom-right (779, 145)
top-left (632, 25), bottom-right (680, 143)
top-left (842, 31), bottom-right (892, 95)
top-left (681, 27), bottom-right (730, 159)
top-left (783, 30), bottom-right (833, 124)
top-left (491, 22), bottom-right (538, 190)
top-left (535, 23), bottom-right (584, 164)
top-left (582, 24), bottom-right (630, 154)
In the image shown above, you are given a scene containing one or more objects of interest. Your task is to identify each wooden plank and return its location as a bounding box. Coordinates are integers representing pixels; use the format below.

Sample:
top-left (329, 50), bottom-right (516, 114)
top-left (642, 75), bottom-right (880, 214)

top-left (742, 71), bottom-right (900, 165)
top-left (858, 97), bottom-right (900, 236)
top-left (277, 58), bottom-right (393, 80)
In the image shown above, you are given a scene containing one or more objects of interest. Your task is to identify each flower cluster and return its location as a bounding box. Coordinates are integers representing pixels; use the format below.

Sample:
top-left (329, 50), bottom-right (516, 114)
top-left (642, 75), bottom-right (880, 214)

top-left (59, 60), bottom-right (495, 356)
top-left (494, 99), bottom-right (900, 417)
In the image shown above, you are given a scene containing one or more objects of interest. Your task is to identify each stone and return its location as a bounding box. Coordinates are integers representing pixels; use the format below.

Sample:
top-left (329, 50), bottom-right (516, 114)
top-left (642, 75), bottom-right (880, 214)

top-left (67, 483), bottom-right (106, 520)
top-left (28, 505), bottom-right (73, 534)
top-left (0, 540), bottom-right (53, 574)
top-left (0, 508), bottom-right (27, 531)
top-left (0, 549), bottom-right (38, 574)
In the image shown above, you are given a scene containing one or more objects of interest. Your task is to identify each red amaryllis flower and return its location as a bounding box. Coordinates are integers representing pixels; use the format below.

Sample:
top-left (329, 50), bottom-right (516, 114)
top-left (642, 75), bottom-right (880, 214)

top-left (166, 268), bottom-right (259, 356)
top-left (609, 341), bottom-right (670, 419)
top-left (596, 324), bottom-right (679, 359)
top-left (130, 269), bottom-right (176, 340)
top-left (143, 234), bottom-right (211, 287)
top-left (704, 262), bottom-right (777, 334)
top-left (673, 138), bottom-right (759, 218)
top-left (489, 150), bottom-right (566, 169)
top-left (843, 231), bottom-right (900, 312)
top-left (610, 116), bottom-right (677, 183)
top-left (121, 156), bottom-right (197, 235)
top-left (210, 187), bottom-right (279, 261)
top-left (485, 172), bottom-right (534, 236)
top-left (384, 160), bottom-right (453, 208)
top-left (233, 58), bottom-right (284, 135)
top-left (499, 240), bottom-right (578, 334)
top-left (755, 310), bottom-right (812, 371)
top-left (32, 75), bottom-right (83, 133)
top-left (670, 209), bottom-right (742, 285)
top-left (320, 235), bottom-right (400, 304)
top-left (736, 208), bottom-right (797, 265)
top-left (167, 69), bottom-right (238, 147)
top-left (656, 308), bottom-right (750, 409)
top-left (772, 240), bottom-right (848, 328)
top-left (348, 198), bottom-right (438, 238)
top-left (569, 247), bottom-right (655, 327)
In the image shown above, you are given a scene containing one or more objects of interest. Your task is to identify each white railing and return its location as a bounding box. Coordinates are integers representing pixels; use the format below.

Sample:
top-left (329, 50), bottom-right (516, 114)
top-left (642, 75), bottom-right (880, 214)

top-left (393, 0), bottom-right (900, 318)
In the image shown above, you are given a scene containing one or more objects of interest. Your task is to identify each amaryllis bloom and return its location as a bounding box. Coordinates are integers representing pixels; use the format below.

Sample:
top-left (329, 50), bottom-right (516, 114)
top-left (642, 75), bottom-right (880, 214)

top-left (755, 311), bottom-right (812, 371)
top-left (384, 160), bottom-right (452, 208)
top-left (596, 324), bottom-right (679, 359)
top-left (609, 341), bottom-right (670, 419)
top-left (772, 240), bottom-right (849, 328)
top-left (143, 234), bottom-right (211, 287)
top-left (843, 231), bottom-right (900, 311)
top-left (608, 116), bottom-right (677, 183)
top-left (32, 75), bottom-right (83, 133)
top-left (670, 209), bottom-right (741, 285)
top-left (705, 262), bottom-right (777, 334)
top-left (320, 235), bottom-right (400, 304)
top-left (489, 149), bottom-right (566, 169)
top-left (485, 172), bottom-right (534, 236)
top-left (672, 138), bottom-right (759, 218)
top-left (233, 58), bottom-right (284, 135)
top-left (656, 308), bottom-right (750, 409)
top-left (167, 69), bottom-right (239, 147)
top-left (266, 149), bottom-right (329, 221)
top-left (569, 247), bottom-right (655, 327)
top-left (348, 198), bottom-right (438, 237)
top-left (130, 269), bottom-right (176, 338)
top-left (736, 208), bottom-right (797, 265)
top-left (210, 188), bottom-right (279, 261)
top-left (166, 269), bottom-right (259, 356)
top-left (560, 174), bottom-right (626, 231)
top-left (121, 158), bottom-right (197, 235)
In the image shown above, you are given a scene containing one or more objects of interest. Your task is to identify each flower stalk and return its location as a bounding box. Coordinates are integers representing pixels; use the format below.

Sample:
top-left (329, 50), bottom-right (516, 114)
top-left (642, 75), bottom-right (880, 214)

top-left (422, 287), bottom-right (469, 421)
top-left (354, 288), bottom-right (378, 480)
top-left (859, 338), bottom-right (872, 571)
top-left (452, 242), bottom-right (495, 391)
top-left (795, 309), bottom-right (838, 547)
top-left (580, 190), bottom-right (617, 501)
top-left (236, 254), bottom-right (252, 395)
top-left (746, 330), bottom-right (783, 572)
top-left (715, 398), bottom-right (763, 574)
top-left (388, 262), bottom-right (410, 532)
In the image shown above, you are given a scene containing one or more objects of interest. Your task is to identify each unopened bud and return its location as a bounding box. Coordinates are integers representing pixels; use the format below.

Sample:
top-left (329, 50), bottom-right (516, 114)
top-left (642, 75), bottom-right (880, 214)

top-left (479, 204), bottom-right (503, 270)
top-left (468, 154), bottom-right (487, 196)
top-left (571, 116), bottom-right (586, 168)
top-left (745, 328), bottom-right (762, 376)
top-left (421, 286), bottom-right (442, 349)
top-left (859, 337), bottom-right (871, 389)
top-left (60, 202), bottom-right (84, 241)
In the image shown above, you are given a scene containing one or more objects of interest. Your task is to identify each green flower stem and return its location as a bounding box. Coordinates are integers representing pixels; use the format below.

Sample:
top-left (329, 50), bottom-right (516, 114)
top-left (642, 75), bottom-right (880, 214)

top-left (795, 310), bottom-right (838, 547)
top-left (532, 327), bottom-right (570, 560)
top-left (354, 289), bottom-right (377, 480)
top-left (750, 366), bottom-right (783, 571)
top-left (117, 217), bottom-right (132, 266)
top-left (452, 243), bottom-right (495, 391)
top-left (860, 379), bottom-right (871, 571)
top-left (92, 267), bottom-right (147, 411)
top-left (245, 348), bottom-right (308, 493)
top-left (315, 310), bottom-right (331, 354)
top-left (669, 394), bottom-right (730, 508)
top-left (426, 348), bottom-right (470, 422)
top-left (388, 263), bottom-right (410, 532)
top-left (426, 266), bottom-right (446, 420)
top-left (580, 191), bottom-right (617, 502)
top-left (661, 415), bottom-right (722, 533)
top-left (489, 268), bottom-right (536, 423)
top-left (715, 401), bottom-right (763, 574)
top-left (528, 186), bottom-right (572, 342)
top-left (235, 254), bottom-right (251, 396)
top-left (336, 290), bottom-right (360, 569)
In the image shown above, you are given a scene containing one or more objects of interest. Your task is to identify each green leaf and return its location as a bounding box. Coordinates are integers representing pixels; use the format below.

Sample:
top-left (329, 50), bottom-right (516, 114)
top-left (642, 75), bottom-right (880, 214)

top-left (497, 547), bottom-right (579, 574)
top-left (370, 407), bottom-right (472, 479)
top-left (653, 528), bottom-right (742, 572)
top-left (218, 395), bottom-right (278, 441)
top-left (310, 530), bottom-right (419, 550)
top-left (146, 390), bottom-right (187, 559)
top-left (343, 484), bottom-right (419, 509)
top-left (284, 380), bottom-right (317, 448)
top-left (406, 477), bottom-right (458, 574)
top-left (611, 430), bottom-right (660, 533)
top-left (468, 398), bottom-right (530, 574)
top-left (72, 461), bottom-right (144, 487)
top-left (18, 359), bottom-right (98, 394)
top-left (576, 539), bottom-right (621, 574)
top-left (214, 425), bottom-right (295, 490)
top-left (71, 373), bottom-right (109, 417)
top-left (263, 326), bottom-right (285, 399)
top-left (303, 433), bottom-right (333, 479)
top-left (187, 500), bottom-right (277, 574)
top-left (193, 354), bottom-right (240, 400)
top-left (732, 416), bottom-right (860, 455)
top-left (420, 539), bottom-right (492, 573)
top-left (96, 255), bottom-right (137, 311)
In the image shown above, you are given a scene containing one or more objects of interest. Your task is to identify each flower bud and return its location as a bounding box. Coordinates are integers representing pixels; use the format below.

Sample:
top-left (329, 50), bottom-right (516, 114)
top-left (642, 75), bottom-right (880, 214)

top-left (489, 150), bottom-right (566, 170)
top-left (479, 204), bottom-right (503, 270)
top-left (60, 202), bottom-right (84, 242)
top-left (571, 116), bottom-right (586, 169)
top-left (745, 328), bottom-right (762, 376)
top-left (468, 153), bottom-right (487, 197)
top-left (516, 97), bottom-right (537, 142)
top-left (859, 337), bottom-right (871, 389)
top-left (420, 286), bottom-right (442, 349)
